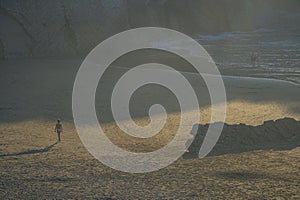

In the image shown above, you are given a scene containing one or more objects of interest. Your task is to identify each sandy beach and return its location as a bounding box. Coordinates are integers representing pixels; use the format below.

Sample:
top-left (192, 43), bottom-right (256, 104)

top-left (1, 59), bottom-right (300, 199)
top-left (1, 0), bottom-right (299, 198)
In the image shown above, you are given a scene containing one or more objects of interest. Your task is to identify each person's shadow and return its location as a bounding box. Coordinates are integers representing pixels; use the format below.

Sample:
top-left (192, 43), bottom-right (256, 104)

top-left (0, 142), bottom-right (58, 157)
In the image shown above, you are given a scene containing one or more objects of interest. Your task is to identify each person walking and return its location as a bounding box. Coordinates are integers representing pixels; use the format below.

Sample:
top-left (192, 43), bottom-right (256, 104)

top-left (54, 119), bottom-right (63, 142)
top-left (251, 51), bottom-right (260, 67)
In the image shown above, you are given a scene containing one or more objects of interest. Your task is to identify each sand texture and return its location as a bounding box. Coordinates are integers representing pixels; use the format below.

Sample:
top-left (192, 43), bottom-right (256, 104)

top-left (1, 59), bottom-right (300, 199)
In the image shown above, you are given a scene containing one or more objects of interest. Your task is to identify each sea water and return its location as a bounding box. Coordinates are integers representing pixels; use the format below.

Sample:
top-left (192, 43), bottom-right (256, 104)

top-left (197, 26), bottom-right (300, 84)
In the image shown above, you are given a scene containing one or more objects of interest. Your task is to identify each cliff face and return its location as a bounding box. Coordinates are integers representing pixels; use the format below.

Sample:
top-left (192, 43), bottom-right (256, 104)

top-left (0, 0), bottom-right (128, 58)
top-left (0, 0), bottom-right (299, 59)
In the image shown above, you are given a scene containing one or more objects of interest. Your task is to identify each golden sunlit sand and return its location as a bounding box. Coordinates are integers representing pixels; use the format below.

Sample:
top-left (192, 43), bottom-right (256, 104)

top-left (1, 60), bottom-right (300, 199)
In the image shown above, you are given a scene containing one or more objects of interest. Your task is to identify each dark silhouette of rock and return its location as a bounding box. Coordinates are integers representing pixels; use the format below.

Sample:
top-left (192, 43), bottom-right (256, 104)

top-left (184, 117), bottom-right (300, 158)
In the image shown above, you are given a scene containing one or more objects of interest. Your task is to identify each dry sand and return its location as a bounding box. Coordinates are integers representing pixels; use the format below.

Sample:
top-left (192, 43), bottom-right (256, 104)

top-left (1, 59), bottom-right (300, 199)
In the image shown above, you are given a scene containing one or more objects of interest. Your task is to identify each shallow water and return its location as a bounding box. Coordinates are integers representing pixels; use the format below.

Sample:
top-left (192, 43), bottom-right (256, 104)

top-left (197, 26), bottom-right (300, 83)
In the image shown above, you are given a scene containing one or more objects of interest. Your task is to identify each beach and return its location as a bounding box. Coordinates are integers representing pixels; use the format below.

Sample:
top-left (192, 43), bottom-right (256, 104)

top-left (1, 59), bottom-right (300, 199)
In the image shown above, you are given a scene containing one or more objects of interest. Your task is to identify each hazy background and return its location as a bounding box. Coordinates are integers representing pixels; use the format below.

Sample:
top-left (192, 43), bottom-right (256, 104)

top-left (0, 0), bottom-right (299, 58)
top-left (1, 0), bottom-right (299, 83)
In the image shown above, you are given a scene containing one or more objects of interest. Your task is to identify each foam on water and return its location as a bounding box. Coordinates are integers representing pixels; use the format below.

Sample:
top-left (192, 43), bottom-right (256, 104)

top-left (196, 26), bottom-right (300, 83)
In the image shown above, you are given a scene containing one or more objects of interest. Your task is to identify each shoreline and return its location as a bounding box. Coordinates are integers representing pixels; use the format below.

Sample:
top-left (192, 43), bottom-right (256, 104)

top-left (1, 58), bottom-right (299, 85)
top-left (220, 68), bottom-right (300, 85)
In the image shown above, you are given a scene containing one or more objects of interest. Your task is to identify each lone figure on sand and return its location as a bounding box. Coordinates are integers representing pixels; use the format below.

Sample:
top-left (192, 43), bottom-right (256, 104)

top-left (54, 119), bottom-right (63, 142)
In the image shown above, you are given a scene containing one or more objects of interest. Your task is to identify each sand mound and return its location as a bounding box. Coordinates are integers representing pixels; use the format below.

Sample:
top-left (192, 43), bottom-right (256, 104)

top-left (186, 117), bottom-right (300, 157)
